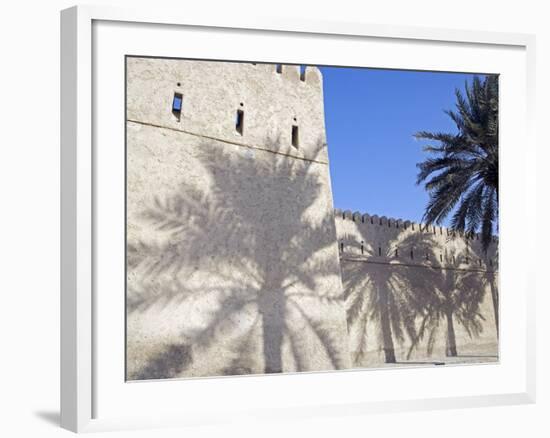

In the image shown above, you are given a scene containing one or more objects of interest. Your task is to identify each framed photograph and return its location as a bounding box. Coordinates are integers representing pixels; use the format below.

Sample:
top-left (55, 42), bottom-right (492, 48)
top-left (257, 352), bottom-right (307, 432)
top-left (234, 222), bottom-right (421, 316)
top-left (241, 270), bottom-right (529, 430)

top-left (61, 5), bottom-right (536, 433)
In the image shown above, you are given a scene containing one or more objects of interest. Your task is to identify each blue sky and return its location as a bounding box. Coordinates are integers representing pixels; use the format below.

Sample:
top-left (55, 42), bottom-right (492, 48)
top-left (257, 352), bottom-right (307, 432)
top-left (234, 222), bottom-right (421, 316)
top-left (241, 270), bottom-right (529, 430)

top-left (320, 66), bottom-right (483, 225)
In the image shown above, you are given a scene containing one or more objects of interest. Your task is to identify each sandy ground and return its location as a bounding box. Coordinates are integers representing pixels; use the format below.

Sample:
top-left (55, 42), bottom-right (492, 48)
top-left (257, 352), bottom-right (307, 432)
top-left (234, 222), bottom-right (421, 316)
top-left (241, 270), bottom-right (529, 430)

top-left (355, 343), bottom-right (499, 369)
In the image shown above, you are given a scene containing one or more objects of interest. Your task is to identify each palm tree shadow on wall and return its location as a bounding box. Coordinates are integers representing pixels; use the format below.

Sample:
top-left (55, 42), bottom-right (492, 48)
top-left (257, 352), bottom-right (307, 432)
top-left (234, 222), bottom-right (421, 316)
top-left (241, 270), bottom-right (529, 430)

top-left (409, 264), bottom-right (488, 359)
top-left (344, 230), bottom-right (439, 364)
top-left (469, 240), bottom-right (499, 338)
top-left (343, 229), bottom-right (491, 365)
top-left (127, 137), bottom-right (348, 380)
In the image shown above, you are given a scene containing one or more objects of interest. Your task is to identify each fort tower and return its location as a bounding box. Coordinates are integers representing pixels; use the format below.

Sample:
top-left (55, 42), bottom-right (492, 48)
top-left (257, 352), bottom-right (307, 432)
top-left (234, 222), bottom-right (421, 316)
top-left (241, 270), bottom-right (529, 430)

top-left (126, 58), bottom-right (350, 379)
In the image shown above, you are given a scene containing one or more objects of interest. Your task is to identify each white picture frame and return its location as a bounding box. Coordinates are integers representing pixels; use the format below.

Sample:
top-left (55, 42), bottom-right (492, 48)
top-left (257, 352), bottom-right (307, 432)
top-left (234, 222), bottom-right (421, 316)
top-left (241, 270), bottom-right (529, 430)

top-left (60, 4), bottom-right (537, 433)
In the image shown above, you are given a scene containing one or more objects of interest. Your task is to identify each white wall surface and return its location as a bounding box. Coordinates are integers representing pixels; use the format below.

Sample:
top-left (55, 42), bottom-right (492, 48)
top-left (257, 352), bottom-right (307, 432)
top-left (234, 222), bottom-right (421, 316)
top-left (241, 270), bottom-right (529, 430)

top-left (0, 0), bottom-right (547, 436)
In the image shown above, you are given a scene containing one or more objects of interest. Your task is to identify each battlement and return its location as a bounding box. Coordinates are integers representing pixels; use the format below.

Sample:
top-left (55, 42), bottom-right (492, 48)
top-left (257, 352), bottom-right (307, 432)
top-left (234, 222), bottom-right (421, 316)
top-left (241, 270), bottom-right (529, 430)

top-left (334, 208), bottom-right (498, 272)
top-left (262, 63), bottom-right (323, 86)
top-left (126, 58), bottom-right (328, 163)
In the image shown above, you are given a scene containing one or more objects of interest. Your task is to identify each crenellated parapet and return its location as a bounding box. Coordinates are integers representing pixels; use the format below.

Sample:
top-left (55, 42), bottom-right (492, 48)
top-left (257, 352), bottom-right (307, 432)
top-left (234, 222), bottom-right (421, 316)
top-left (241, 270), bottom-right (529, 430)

top-left (126, 58), bottom-right (327, 163)
top-left (334, 208), bottom-right (498, 272)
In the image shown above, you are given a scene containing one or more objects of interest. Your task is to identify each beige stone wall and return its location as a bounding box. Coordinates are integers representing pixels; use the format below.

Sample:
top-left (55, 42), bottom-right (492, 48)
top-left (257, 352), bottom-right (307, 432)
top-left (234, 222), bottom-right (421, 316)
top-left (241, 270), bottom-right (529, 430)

top-left (335, 210), bottom-right (499, 366)
top-left (126, 57), bottom-right (327, 163)
top-left (126, 57), bottom-right (499, 380)
top-left (126, 58), bottom-right (350, 380)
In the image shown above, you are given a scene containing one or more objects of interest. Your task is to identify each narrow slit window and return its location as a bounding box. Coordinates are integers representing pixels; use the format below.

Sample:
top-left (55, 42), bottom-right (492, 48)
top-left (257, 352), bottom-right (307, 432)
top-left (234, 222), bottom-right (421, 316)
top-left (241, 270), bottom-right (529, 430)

top-left (410, 249), bottom-right (414, 260)
top-left (300, 65), bottom-right (306, 81)
top-left (276, 64), bottom-right (283, 74)
top-left (291, 125), bottom-right (299, 148)
top-left (361, 241), bottom-right (364, 255)
top-left (236, 110), bottom-right (244, 135)
top-left (340, 242), bottom-right (344, 253)
top-left (378, 247), bottom-right (382, 256)
top-left (172, 92), bottom-right (183, 120)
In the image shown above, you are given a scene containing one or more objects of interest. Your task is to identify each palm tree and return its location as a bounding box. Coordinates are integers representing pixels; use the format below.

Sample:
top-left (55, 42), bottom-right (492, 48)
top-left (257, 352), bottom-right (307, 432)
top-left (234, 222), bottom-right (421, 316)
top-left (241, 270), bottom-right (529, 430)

top-left (415, 75), bottom-right (498, 252)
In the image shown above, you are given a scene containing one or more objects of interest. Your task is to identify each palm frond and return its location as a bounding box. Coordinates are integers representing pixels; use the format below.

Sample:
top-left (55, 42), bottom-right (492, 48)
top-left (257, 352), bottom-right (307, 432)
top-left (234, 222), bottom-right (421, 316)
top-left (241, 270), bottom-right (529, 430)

top-left (414, 75), bottom-right (499, 252)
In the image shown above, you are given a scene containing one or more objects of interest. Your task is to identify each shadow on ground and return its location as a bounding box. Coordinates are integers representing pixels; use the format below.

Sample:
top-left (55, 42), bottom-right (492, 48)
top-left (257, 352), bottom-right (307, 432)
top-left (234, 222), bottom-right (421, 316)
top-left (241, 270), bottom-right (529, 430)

top-left (34, 411), bottom-right (59, 427)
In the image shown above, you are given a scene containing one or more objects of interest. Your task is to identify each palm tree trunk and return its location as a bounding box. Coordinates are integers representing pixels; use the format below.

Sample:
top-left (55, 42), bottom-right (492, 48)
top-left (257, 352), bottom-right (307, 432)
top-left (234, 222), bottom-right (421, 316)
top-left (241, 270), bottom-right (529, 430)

top-left (445, 309), bottom-right (457, 357)
top-left (380, 291), bottom-right (396, 363)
